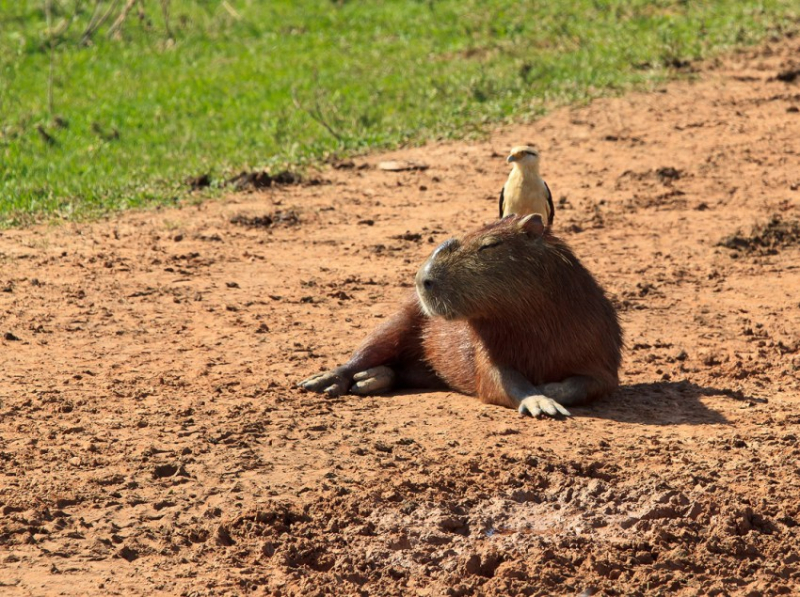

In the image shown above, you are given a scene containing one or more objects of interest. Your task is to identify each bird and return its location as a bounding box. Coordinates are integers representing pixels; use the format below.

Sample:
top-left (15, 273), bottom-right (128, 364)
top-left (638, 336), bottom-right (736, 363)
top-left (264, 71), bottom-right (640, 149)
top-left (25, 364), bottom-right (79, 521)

top-left (499, 145), bottom-right (554, 224)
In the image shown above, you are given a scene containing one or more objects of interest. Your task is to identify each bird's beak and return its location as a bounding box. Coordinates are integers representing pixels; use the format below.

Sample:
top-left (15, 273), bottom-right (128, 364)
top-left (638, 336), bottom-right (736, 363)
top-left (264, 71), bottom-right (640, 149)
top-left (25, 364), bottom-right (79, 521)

top-left (506, 155), bottom-right (516, 163)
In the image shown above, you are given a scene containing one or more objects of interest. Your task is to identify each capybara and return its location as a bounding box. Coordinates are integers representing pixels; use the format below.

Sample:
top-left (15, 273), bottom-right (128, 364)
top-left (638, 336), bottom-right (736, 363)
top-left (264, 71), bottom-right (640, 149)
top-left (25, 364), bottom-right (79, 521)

top-left (300, 214), bottom-right (622, 417)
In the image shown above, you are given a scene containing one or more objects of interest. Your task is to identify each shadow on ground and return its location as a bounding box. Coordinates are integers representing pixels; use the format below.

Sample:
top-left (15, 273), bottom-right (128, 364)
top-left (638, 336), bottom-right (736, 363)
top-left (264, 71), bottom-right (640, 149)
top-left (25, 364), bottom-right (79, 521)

top-left (582, 380), bottom-right (766, 425)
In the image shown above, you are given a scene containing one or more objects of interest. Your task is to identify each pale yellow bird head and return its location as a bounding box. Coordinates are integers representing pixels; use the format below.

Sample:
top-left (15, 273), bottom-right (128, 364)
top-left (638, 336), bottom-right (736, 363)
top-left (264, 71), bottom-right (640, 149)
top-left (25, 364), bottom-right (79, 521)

top-left (506, 146), bottom-right (541, 170)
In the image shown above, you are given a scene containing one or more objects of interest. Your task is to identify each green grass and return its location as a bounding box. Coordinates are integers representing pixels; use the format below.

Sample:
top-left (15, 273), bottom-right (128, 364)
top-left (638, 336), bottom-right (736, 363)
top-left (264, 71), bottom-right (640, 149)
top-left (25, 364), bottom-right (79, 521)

top-left (1, 0), bottom-right (798, 225)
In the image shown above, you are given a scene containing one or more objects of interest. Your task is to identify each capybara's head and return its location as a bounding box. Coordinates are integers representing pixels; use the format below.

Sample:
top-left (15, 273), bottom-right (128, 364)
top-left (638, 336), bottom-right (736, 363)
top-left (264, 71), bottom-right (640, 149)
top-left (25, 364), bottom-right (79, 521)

top-left (416, 214), bottom-right (565, 320)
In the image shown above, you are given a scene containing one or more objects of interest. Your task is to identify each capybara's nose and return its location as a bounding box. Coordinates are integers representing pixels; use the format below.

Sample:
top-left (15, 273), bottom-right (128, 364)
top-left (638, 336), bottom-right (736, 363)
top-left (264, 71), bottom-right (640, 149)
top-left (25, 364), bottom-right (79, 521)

top-left (416, 260), bottom-right (436, 293)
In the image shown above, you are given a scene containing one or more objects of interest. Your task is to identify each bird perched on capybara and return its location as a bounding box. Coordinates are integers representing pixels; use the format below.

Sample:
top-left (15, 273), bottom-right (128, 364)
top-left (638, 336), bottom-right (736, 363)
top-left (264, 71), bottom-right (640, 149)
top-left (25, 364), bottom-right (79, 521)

top-left (499, 146), bottom-right (554, 224)
top-left (300, 214), bottom-right (622, 417)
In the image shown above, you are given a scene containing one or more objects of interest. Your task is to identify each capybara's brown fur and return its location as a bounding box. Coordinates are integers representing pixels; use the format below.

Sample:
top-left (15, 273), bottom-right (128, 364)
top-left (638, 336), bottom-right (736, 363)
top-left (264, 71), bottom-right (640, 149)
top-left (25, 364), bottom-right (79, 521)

top-left (300, 214), bottom-right (623, 416)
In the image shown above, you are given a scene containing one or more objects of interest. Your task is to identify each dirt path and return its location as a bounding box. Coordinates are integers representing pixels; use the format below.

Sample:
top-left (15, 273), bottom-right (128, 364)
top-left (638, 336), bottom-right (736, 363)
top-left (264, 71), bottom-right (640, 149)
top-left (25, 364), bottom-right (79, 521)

top-left (2, 39), bottom-right (800, 597)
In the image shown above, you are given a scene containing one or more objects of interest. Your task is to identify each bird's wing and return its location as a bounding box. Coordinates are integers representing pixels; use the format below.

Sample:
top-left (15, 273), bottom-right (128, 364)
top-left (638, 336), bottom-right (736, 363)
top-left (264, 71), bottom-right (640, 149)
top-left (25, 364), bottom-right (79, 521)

top-left (544, 180), bottom-right (554, 224)
top-left (499, 186), bottom-right (505, 219)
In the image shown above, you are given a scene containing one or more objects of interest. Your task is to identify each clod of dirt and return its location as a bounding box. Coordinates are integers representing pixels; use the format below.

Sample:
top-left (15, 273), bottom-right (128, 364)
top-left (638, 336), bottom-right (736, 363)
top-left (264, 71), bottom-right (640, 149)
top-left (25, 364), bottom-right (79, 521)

top-left (717, 216), bottom-right (800, 255)
top-left (230, 210), bottom-right (300, 229)
top-left (378, 160), bottom-right (429, 172)
top-left (775, 66), bottom-right (800, 82)
top-left (226, 504), bottom-right (309, 539)
top-left (230, 214), bottom-right (272, 228)
top-left (270, 210), bottom-right (301, 227)
top-left (391, 232), bottom-right (422, 242)
top-left (439, 516), bottom-right (469, 534)
top-left (186, 173), bottom-right (211, 190)
top-left (152, 463), bottom-right (189, 479)
top-left (331, 160), bottom-right (355, 169)
top-left (656, 167), bottom-right (682, 183)
top-left (196, 232), bottom-right (223, 242)
top-left (215, 524), bottom-right (236, 546)
top-left (699, 349), bottom-right (725, 367)
top-left (373, 441), bottom-right (393, 453)
top-left (494, 561), bottom-right (527, 580)
top-left (462, 550), bottom-right (504, 578)
top-left (116, 546), bottom-right (139, 562)
top-left (227, 170), bottom-right (302, 190)
top-left (327, 158), bottom-right (370, 170)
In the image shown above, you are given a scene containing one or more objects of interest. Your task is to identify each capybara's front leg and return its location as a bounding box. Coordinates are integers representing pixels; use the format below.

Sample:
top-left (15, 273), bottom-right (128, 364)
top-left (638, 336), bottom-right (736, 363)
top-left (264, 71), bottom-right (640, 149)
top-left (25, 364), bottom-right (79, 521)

top-left (537, 375), bottom-right (614, 406)
top-left (299, 296), bottom-right (421, 397)
top-left (480, 365), bottom-right (571, 417)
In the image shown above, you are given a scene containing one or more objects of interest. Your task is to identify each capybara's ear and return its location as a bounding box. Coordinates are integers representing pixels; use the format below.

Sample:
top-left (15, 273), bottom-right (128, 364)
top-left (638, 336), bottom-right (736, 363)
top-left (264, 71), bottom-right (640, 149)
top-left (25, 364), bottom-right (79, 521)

top-left (518, 213), bottom-right (545, 237)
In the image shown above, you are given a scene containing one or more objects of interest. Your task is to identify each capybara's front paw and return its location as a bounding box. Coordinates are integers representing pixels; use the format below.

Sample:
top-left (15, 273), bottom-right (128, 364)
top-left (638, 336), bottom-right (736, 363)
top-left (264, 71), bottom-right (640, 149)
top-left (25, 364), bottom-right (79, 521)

top-left (299, 370), bottom-right (351, 397)
top-left (518, 395), bottom-right (571, 418)
top-left (351, 366), bottom-right (396, 395)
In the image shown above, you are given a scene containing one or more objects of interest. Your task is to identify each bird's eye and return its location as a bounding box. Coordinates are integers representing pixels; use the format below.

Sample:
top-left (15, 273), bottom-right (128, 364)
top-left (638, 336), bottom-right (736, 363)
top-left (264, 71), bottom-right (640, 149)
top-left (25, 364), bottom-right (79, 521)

top-left (479, 239), bottom-right (502, 251)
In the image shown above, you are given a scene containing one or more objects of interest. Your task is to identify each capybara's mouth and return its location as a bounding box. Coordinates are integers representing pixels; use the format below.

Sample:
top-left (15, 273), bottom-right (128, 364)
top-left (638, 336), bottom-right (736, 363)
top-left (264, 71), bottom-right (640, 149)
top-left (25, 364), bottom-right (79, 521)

top-left (416, 287), bottom-right (459, 320)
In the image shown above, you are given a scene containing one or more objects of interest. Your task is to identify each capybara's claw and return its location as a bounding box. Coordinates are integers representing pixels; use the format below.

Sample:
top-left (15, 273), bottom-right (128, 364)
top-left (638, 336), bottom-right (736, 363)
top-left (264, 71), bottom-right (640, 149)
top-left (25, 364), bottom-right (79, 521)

top-left (298, 372), bottom-right (327, 390)
top-left (351, 366), bottom-right (396, 395)
top-left (518, 396), bottom-right (570, 418)
top-left (323, 384), bottom-right (344, 397)
top-left (299, 371), bottom-right (349, 397)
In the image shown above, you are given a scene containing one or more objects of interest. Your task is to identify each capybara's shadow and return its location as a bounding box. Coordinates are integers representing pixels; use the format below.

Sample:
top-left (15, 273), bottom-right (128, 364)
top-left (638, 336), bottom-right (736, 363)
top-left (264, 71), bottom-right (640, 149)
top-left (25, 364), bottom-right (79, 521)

top-left (581, 380), bottom-right (766, 425)
top-left (374, 380), bottom-right (760, 425)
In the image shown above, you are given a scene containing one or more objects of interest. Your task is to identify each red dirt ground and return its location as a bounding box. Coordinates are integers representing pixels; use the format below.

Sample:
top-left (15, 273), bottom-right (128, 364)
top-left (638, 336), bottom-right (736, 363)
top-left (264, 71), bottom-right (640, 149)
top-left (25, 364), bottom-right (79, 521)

top-left (2, 39), bottom-right (800, 597)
